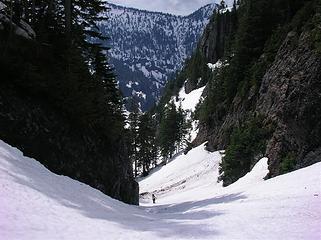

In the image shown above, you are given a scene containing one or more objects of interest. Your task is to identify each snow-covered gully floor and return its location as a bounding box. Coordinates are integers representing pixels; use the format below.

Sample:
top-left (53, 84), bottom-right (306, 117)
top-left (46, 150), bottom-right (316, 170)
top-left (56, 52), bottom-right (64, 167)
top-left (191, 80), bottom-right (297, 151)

top-left (0, 140), bottom-right (320, 240)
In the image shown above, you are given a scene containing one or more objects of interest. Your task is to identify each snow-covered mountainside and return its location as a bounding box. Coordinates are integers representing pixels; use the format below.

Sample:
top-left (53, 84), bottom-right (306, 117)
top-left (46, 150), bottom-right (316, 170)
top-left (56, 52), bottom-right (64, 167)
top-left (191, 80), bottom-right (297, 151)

top-left (98, 3), bottom-right (216, 110)
top-left (1, 139), bottom-right (320, 239)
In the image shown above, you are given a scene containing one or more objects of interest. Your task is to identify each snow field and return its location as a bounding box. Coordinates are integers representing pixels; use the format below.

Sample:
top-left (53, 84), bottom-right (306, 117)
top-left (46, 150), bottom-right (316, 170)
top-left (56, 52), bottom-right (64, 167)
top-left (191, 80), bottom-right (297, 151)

top-left (0, 139), bottom-right (320, 239)
top-left (139, 144), bottom-right (321, 240)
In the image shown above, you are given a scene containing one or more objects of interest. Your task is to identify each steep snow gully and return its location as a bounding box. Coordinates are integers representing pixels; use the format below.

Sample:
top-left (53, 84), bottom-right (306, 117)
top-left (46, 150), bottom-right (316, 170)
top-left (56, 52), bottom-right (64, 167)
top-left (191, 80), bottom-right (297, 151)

top-left (0, 140), bottom-right (320, 240)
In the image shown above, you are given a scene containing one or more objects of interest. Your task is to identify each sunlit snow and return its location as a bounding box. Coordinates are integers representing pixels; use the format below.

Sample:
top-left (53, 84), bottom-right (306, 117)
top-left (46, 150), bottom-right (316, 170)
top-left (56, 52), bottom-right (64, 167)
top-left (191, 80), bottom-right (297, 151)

top-left (1, 140), bottom-right (320, 240)
top-left (171, 85), bottom-right (206, 141)
top-left (173, 85), bottom-right (206, 112)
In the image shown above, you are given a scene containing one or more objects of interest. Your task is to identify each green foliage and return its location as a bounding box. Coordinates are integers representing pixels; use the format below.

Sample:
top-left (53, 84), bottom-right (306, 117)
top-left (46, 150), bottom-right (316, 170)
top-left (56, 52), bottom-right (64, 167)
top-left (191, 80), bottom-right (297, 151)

top-left (127, 101), bottom-right (159, 177)
top-left (219, 116), bottom-right (271, 186)
top-left (177, 106), bottom-right (193, 149)
top-left (158, 102), bottom-right (179, 159)
top-left (289, 1), bottom-right (315, 32)
top-left (137, 113), bottom-right (158, 176)
top-left (185, 50), bottom-right (211, 89)
top-left (195, 0), bottom-right (318, 133)
top-left (280, 152), bottom-right (297, 174)
top-left (311, 3), bottom-right (321, 53)
top-left (0, 0), bottom-right (125, 151)
top-left (195, 65), bottom-right (227, 125)
top-left (158, 5), bottom-right (237, 126)
top-left (0, 0), bottom-right (135, 202)
top-left (223, 0), bottom-right (291, 103)
top-left (158, 102), bottom-right (191, 160)
top-left (127, 99), bottom-right (140, 176)
top-left (155, 0), bottom-right (320, 184)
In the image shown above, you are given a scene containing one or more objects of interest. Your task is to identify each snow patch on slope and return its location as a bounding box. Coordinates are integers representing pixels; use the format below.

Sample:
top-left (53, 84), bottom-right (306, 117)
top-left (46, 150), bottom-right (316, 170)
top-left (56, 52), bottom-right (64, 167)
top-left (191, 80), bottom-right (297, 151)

top-left (171, 85), bottom-right (206, 141)
top-left (173, 85), bottom-right (206, 112)
top-left (0, 140), bottom-right (181, 240)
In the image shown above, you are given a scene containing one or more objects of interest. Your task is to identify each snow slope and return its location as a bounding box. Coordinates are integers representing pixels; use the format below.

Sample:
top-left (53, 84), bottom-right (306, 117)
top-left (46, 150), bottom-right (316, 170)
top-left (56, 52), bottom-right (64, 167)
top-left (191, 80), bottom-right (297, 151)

top-left (1, 140), bottom-right (320, 240)
top-left (140, 143), bottom-right (222, 203)
top-left (173, 85), bottom-right (206, 112)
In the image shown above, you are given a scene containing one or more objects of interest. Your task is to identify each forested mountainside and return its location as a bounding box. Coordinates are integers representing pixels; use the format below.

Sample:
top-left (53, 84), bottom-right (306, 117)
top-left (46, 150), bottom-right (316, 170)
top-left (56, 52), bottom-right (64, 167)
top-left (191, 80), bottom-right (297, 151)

top-left (0, 0), bottom-right (138, 204)
top-left (99, 3), bottom-right (217, 111)
top-left (155, 0), bottom-right (321, 186)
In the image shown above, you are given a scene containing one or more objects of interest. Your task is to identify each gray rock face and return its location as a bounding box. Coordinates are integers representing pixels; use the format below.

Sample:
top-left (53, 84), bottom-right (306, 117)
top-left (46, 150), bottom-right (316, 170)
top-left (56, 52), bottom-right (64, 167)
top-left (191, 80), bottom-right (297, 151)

top-left (199, 11), bottom-right (234, 66)
top-left (0, 84), bottom-right (139, 205)
top-left (184, 10), bottom-right (235, 94)
top-left (185, 10), bottom-right (235, 146)
top-left (256, 31), bottom-right (321, 176)
top-left (175, 4), bottom-right (320, 179)
top-left (201, 29), bottom-right (321, 177)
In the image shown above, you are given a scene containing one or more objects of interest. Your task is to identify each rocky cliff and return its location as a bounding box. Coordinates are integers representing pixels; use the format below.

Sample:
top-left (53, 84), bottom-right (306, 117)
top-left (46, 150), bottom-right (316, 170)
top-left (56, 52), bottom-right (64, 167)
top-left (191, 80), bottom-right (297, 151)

top-left (201, 28), bottom-right (321, 176)
top-left (184, 8), bottom-right (236, 94)
top-left (256, 30), bottom-right (321, 177)
top-left (176, 1), bottom-right (321, 179)
top-left (199, 8), bottom-right (235, 70)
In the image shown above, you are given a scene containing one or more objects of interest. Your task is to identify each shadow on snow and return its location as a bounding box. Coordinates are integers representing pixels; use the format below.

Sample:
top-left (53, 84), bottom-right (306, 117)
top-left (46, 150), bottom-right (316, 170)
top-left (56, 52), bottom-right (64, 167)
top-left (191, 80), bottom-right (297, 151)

top-left (2, 147), bottom-right (247, 238)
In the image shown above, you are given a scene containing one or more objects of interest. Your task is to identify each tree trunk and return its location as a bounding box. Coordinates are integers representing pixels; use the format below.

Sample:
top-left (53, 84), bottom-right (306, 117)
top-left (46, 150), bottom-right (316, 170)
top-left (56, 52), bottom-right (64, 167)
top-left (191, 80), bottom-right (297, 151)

top-left (134, 152), bottom-right (137, 177)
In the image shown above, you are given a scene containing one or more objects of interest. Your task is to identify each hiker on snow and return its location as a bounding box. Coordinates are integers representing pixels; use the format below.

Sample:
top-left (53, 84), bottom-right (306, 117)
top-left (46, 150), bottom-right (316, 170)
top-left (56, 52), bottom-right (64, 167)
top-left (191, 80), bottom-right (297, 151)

top-left (152, 194), bottom-right (156, 204)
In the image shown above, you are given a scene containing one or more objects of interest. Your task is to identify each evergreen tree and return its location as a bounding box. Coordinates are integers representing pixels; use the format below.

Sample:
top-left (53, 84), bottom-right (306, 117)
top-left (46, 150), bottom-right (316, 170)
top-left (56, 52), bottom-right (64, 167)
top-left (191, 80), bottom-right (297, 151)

top-left (128, 99), bottom-right (140, 177)
top-left (158, 102), bottom-right (191, 161)
top-left (219, 117), bottom-right (270, 186)
top-left (176, 105), bottom-right (192, 151)
top-left (1, 0), bottom-right (126, 171)
top-left (159, 102), bottom-right (178, 160)
top-left (137, 113), bottom-right (157, 176)
top-left (0, 0), bottom-right (135, 202)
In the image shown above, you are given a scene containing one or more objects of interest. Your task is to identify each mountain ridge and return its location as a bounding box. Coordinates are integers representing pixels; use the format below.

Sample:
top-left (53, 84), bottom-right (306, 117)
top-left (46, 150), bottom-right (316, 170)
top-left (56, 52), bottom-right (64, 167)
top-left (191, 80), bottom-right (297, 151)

top-left (107, 3), bottom-right (215, 17)
top-left (99, 3), bottom-right (217, 110)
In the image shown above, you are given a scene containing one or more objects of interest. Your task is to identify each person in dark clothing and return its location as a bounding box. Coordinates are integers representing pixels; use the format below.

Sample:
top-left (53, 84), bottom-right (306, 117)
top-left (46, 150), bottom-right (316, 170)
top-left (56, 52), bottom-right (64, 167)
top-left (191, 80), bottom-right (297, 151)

top-left (152, 194), bottom-right (156, 204)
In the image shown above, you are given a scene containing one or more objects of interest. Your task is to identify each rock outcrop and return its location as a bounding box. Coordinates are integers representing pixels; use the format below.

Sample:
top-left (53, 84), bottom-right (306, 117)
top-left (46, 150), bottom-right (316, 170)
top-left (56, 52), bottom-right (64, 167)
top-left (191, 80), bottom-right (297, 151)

top-left (199, 9), bottom-right (235, 66)
top-left (199, 24), bottom-right (321, 177)
top-left (187, 4), bottom-right (321, 177)
top-left (256, 31), bottom-right (321, 177)
top-left (184, 9), bottom-right (235, 94)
